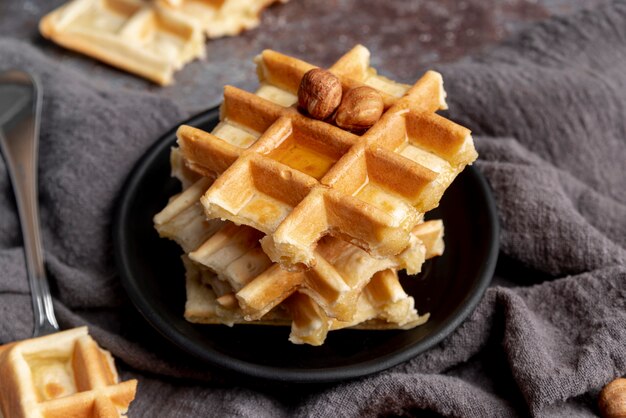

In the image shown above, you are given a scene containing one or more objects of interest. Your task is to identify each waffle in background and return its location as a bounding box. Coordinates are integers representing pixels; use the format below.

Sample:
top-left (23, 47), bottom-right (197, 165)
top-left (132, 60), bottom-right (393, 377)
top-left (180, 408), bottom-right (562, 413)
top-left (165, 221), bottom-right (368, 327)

top-left (39, 0), bottom-right (287, 85)
top-left (157, 0), bottom-right (289, 38)
top-left (178, 45), bottom-right (476, 270)
top-left (0, 327), bottom-right (137, 418)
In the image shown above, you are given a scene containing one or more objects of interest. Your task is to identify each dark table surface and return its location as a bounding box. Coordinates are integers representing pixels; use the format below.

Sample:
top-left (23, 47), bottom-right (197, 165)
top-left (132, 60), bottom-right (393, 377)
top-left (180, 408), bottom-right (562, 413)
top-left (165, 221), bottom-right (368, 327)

top-left (1, 0), bottom-right (606, 114)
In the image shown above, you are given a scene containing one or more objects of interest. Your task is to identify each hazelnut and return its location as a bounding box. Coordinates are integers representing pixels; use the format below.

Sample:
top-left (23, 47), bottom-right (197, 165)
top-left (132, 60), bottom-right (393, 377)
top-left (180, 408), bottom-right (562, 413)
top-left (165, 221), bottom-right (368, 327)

top-left (297, 68), bottom-right (342, 120)
top-left (335, 86), bottom-right (384, 132)
top-left (599, 378), bottom-right (626, 418)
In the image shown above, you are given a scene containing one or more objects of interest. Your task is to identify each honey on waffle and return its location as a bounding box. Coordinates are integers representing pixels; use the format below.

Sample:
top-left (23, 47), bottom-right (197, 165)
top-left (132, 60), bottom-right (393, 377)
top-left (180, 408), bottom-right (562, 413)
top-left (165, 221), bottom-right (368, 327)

top-left (0, 327), bottom-right (137, 418)
top-left (178, 45), bottom-right (477, 270)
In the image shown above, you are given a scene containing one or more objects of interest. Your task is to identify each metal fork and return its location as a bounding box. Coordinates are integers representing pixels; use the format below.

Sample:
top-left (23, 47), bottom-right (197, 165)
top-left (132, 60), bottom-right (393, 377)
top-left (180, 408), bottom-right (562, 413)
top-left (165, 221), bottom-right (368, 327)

top-left (0, 70), bottom-right (59, 337)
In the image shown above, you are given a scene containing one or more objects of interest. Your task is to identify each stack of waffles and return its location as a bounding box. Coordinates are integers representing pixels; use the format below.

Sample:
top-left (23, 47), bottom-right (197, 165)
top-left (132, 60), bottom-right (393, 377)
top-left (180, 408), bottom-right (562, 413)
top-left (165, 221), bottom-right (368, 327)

top-left (154, 45), bottom-right (477, 345)
top-left (0, 327), bottom-right (137, 418)
top-left (39, 0), bottom-right (288, 85)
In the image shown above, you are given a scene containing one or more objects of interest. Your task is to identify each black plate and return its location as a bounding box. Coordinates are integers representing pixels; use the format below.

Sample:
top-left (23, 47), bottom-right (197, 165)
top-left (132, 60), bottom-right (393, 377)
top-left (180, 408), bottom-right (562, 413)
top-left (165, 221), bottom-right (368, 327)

top-left (113, 107), bottom-right (499, 383)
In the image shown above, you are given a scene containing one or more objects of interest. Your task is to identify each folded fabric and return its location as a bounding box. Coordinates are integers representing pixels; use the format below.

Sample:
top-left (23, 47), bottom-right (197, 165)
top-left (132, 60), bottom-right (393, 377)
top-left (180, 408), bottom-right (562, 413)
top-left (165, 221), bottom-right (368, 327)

top-left (1, 1), bottom-right (625, 416)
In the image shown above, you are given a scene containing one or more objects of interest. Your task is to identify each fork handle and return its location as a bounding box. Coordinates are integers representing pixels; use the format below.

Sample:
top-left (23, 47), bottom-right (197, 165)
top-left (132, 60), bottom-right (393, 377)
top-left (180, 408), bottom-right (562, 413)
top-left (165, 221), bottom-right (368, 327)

top-left (0, 71), bottom-right (58, 336)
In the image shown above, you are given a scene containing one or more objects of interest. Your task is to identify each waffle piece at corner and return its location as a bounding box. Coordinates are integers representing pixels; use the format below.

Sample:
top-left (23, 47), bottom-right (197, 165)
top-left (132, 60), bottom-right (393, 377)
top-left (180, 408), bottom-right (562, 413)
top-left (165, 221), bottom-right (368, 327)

top-left (0, 327), bottom-right (137, 418)
top-left (178, 45), bottom-right (477, 271)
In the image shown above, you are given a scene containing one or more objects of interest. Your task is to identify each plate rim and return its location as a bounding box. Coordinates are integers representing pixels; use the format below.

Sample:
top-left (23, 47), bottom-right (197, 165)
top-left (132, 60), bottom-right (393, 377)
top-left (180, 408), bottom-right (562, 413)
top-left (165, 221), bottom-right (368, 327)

top-left (112, 107), bottom-right (500, 383)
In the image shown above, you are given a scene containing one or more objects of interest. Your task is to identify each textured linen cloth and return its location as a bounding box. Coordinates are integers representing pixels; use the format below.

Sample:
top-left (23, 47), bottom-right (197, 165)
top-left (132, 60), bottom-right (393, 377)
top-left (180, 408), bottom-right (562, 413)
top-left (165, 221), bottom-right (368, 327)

top-left (1, 1), bottom-right (626, 416)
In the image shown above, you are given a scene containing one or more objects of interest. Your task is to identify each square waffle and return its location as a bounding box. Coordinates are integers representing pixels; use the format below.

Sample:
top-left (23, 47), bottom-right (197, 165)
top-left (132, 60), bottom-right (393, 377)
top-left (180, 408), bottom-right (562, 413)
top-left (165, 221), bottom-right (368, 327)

top-left (182, 249), bottom-right (437, 346)
top-left (157, 0), bottom-right (288, 38)
top-left (155, 168), bottom-right (432, 323)
top-left (0, 327), bottom-right (137, 418)
top-left (177, 45), bottom-right (477, 270)
top-left (155, 153), bottom-right (443, 345)
top-left (39, 0), bottom-right (205, 85)
top-left (182, 227), bottom-right (441, 346)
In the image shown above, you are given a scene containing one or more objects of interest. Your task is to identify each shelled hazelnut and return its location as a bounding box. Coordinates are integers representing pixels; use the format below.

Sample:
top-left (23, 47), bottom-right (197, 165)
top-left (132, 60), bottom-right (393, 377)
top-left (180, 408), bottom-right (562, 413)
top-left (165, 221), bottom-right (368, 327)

top-left (599, 378), bottom-right (626, 418)
top-left (297, 68), bottom-right (342, 120)
top-left (335, 86), bottom-right (383, 132)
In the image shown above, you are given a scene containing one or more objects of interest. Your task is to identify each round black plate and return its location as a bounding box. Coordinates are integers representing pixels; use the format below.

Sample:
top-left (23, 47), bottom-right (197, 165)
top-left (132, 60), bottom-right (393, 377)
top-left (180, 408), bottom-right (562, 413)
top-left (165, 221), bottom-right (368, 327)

top-left (113, 107), bottom-right (499, 383)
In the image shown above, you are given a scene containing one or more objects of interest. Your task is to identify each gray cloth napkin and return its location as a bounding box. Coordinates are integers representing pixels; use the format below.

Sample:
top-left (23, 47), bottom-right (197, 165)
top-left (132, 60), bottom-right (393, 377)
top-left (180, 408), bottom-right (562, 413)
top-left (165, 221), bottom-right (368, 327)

top-left (1, 1), bottom-right (626, 416)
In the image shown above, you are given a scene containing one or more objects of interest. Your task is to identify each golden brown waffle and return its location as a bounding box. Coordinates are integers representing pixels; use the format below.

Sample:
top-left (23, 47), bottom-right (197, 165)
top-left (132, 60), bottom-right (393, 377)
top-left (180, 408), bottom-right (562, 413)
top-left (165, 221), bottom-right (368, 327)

top-left (155, 150), bottom-right (428, 308)
top-left (192, 221), bottom-right (427, 322)
top-left (155, 154), bottom-right (443, 345)
top-left (183, 254), bottom-right (434, 346)
top-left (183, 227), bottom-right (442, 346)
top-left (288, 269), bottom-right (430, 345)
top-left (157, 46), bottom-right (468, 345)
top-left (155, 150), bottom-right (442, 345)
top-left (154, 177), bottom-right (223, 254)
top-left (155, 173), bottom-right (429, 323)
top-left (178, 45), bottom-right (476, 270)
top-left (39, 0), bottom-right (205, 85)
top-left (0, 327), bottom-right (137, 418)
top-left (157, 0), bottom-right (288, 38)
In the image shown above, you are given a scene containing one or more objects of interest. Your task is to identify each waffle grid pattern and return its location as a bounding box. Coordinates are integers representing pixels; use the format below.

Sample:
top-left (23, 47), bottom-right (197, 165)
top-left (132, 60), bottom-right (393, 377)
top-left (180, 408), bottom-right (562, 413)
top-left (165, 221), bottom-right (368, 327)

top-left (179, 45), bottom-right (476, 270)
top-left (0, 327), bottom-right (137, 418)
